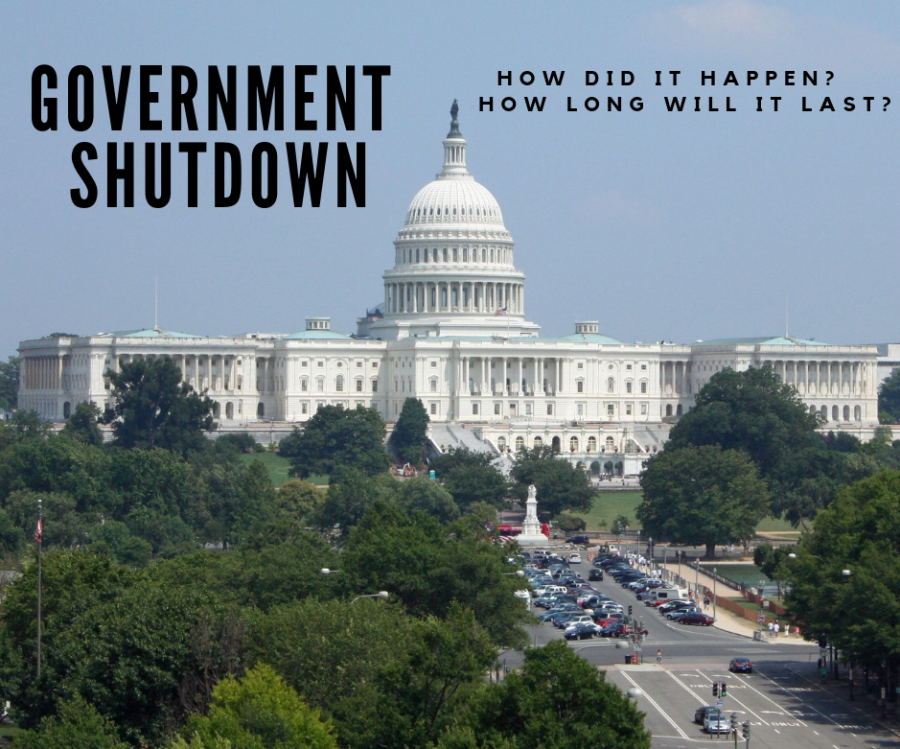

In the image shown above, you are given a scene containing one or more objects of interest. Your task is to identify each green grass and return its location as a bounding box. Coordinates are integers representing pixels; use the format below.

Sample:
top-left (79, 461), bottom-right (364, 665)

top-left (571, 490), bottom-right (802, 537)
top-left (238, 453), bottom-right (328, 487)
top-left (699, 563), bottom-right (773, 587)
top-left (571, 491), bottom-right (643, 532)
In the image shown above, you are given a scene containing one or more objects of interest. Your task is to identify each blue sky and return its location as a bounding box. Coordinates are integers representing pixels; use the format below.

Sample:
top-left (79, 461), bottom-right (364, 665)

top-left (1, 1), bottom-right (898, 358)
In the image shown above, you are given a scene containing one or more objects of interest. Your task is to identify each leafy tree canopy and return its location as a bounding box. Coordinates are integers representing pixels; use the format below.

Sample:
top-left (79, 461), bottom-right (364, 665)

top-left (784, 470), bottom-right (900, 670)
top-left (313, 466), bottom-right (397, 534)
top-left (342, 501), bottom-right (527, 647)
top-left (277, 479), bottom-right (325, 522)
top-left (879, 369), bottom-right (900, 424)
top-left (0, 355), bottom-right (20, 410)
top-left (390, 397), bottom-right (430, 465)
top-left (431, 448), bottom-right (509, 511)
top-left (13, 694), bottom-right (128, 749)
top-left (181, 663), bottom-right (337, 749)
top-left (638, 445), bottom-right (769, 558)
top-left (434, 640), bottom-right (651, 749)
top-left (61, 401), bottom-right (105, 446)
top-left (105, 356), bottom-right (215, 454)
top-left (395, 476), bottom-right (459, 523)
top-left (283, 405), bottom-right (390, 479)
top-left (510, 445), bottom-right (594, 518)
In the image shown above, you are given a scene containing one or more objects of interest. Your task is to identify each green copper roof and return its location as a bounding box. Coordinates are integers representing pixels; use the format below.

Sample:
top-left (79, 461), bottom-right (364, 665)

top-left (285, 330), bottom-right (352, 340)
top-left (560, 333), bottom-right (623, 344)
top-left (692, 336), bottom-right (829, 347)
top-left (113, 328), bottom-right (202, 339)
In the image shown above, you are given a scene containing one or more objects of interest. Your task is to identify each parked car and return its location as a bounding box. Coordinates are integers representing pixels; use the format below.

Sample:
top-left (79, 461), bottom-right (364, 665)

top-left (665, 608), bottom-right (698, 621)
top-left (694, 705), bottom-right (719, 725)
top-left (564, 622), bottom-right (601, 640)
top-left (597, 622), bottom-right (629, 637)
top-left (680, 612), bottom-right (715, 626)
top-left (568, 553), bottom-right (582, 564)
top-left (588, 568), bottom-right (604, 581)
top-left (729, 657), bottom-right (753, 673)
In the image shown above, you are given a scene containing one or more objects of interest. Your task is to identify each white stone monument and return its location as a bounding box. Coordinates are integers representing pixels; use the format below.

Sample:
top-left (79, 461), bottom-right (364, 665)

top-left (516, 484), bottom-right (549, 546)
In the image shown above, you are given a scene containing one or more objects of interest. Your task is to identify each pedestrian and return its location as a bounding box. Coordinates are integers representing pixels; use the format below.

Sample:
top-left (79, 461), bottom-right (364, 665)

top-left (774, 622), bottom-right (780, 638)
top-left (657, 649), bottom-right (662, 664)
top-left (767, 621), bottom-right (774, 637)
top-left (703, 596), bottom-right (710, 610)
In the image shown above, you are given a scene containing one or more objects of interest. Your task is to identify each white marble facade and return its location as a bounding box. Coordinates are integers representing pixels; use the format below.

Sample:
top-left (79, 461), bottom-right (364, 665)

top-left (17, 106), bottom-right (883, 471)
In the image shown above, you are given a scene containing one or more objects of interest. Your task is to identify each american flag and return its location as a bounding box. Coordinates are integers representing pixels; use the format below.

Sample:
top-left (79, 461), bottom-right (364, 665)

top-left (35, 515), bottom-right (43, 543)
top-left (494, 306), bottom-right (507, 316)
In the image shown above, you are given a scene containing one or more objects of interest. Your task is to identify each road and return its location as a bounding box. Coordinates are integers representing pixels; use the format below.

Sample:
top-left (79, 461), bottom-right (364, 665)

top-left (512, 554), bottom-right (900, 749)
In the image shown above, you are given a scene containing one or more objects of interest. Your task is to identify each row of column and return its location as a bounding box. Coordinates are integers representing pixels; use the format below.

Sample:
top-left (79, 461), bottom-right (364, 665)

top-left (660, 361), bottom-right (690, 396)
top-left (21, 356), bottom-right (62, 391)
top-left (385, 280), bottom-right (523, 315)
top-left (766, 360), bottom-right (868, 396)
top-left (456, 355), bottom-right (564, 395)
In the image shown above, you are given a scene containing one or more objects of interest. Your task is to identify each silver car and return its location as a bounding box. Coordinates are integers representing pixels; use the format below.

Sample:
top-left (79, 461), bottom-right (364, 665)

top-left (704, 711), bottom-right (731, 734)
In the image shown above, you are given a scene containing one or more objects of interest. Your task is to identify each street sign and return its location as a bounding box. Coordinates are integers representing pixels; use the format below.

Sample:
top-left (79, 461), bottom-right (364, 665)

top-left (716, 699), bottom-right (723, 708)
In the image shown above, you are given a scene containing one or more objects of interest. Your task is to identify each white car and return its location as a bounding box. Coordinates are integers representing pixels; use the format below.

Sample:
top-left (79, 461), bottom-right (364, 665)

top-left (569, 553), bottom-right (582, 564)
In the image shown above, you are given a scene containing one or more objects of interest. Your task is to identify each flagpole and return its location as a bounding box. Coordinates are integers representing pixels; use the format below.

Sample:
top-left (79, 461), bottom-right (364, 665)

top-left (36, 498), bottom-right (42, 679)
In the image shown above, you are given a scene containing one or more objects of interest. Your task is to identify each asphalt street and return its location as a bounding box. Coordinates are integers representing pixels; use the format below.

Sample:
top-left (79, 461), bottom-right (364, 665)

top-left (512, 554), bottom-right (900, 749)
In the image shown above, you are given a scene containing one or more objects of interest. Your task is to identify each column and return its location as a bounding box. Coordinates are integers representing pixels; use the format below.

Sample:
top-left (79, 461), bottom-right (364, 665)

top-left (502, 357), bottom-right (508, 395)
top-left (464, 357), bottom-right (470, 393)
top-left (517, 358), bottom-right (523, 395)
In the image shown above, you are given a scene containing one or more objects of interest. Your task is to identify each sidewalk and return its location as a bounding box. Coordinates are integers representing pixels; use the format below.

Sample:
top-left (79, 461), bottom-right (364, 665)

top-left (656, 561), bottom-right (808, 642)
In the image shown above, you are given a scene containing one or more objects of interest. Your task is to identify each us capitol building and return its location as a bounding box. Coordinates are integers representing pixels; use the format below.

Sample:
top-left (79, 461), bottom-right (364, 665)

top-left (17, 104), bottom-right (881, 473)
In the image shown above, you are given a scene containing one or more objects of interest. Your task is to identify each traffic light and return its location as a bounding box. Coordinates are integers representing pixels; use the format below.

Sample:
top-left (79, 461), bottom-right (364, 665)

top-left (730, 713), bottom-right (738, 733)
top-left (712, 682), bottom-right (719, 697)
top-left (628, 605), bottom-right (633, 616)
top-left (742, 722), bottom-right (750, 739)
top-left (721, 682), bottom-right (727, 698)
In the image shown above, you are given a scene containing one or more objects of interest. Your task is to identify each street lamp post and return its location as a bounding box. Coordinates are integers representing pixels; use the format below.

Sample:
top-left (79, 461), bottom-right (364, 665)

top-left (713, 566), bottom-right (717, 619)
top-left (351, 591), bottom-right (390, 604)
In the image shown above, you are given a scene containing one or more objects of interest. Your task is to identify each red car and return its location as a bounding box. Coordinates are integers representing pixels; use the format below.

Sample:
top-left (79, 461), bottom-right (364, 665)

top-left (680, 612), bottom-right (715, 626)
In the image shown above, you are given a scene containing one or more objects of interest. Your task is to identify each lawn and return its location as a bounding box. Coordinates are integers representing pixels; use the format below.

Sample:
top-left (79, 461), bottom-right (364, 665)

top-left (571, 491), bottom-right (643, 532)
top-left (238, 453), bottom-right (328, 487)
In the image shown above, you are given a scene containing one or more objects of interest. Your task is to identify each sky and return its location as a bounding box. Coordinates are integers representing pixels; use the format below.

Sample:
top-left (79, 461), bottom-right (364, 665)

top-left (1, 1), bottom-right (898, 359)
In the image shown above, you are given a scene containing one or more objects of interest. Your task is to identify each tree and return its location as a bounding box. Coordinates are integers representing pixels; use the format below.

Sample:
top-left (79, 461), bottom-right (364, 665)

top-left (181, 663), bottom-right (337, 749)
top-left (879, 369), bottom-right (900, 424)
top-left (510, 446), bottom-right (594, 518)
top-left (105, 356), bottom-right (215, 454)
top-left (277, 479), bottom-right (325, 521)
top-left (390, 397), bottom-right (430, 464)
top-left (342, 501), bottom-right (527, 647)
top-left (784, 470), bottom-right (900, 674)
top-left (60, 401), bottom-right (105, 446)
top-left (396, 477), bottom-right (460, 523)
top-left (314, 467), bottom-right (398, 533)
top-left (638, 445), bottom-right (769, 558)
top-left (13, 695), bottom-right (128, 749)
top-left (282, 405), bottom-right (390, 479)
top-left (434, 640), bottom-right (651, 749)
top-left (665, 366), bottom-right (835, 524)
top-left (430, 448), bottom-right (509, 511)
top-left (0, 355), bottom-right (20, 410)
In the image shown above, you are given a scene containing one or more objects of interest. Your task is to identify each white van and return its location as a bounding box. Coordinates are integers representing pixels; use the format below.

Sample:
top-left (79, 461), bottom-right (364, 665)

top-left (646, 588), bottom-right (689, 605)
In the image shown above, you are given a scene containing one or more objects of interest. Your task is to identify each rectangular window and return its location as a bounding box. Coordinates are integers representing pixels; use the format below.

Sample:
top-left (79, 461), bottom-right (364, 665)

top-left (577, 362), bottom-right (584, 369)
top-left (431, 361), bottom-right (437, 368)
top-left (626, 381), bottom-right (633, 393)
top-left (472, 402), bottom-right (479, 415)
top-left (641, 402), bottom-right (648, 415)
top-left (607, 404), bottom-right (615, 417)
top-left (494, 403), bottom-right (501, 415)
top-left (526, 402), bottom-right (532, 415)
top-left (301, 380), bottom-right (308, 392)
top-left (317, 379), bottom-right (324, 392)
top-left (577, 381), bottom-right (584, 393)
top-left (640, 364), bottom-right (647, 370)
top-left (372, 379), bottom-right (378, 392)
top-left (626, 403), bottom-right (633, 415)
top-left (356, 380), bottom-right (363, 392)
top-left (626, 364), bottom-right (632, 370)
top-left (357, 361), bottom-right (363, 368)
top-left (301, 361), bottom-right (308, 367)
top-left (430, 379), bottom-right (437, 392)
top-left (317, 361), bottom-right (324, 367)
top-left (301, 402), bottom-right (308, 414)
top-left (640, 381), bottom-right (647, 393)
top-left (547, 403), bottom-right (553, 415)
top-left (372, 361), bottom-right (378, 368)
top-left (430, 403), bottom-right (437, 415)
top-left (577, 403), bottom-right (584, 416)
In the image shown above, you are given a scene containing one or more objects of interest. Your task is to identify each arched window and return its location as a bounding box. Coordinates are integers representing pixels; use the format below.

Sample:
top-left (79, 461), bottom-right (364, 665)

top-left (300, 378), bottom-right (308, 392)
top-left (832, 405), bottom-right (839, 421)
top-left (63, 402), bottom-right (71, 419)
top-left (843, 405), bottom-right (850, 421)
top-left (604, 460), bottom-right (614, 472)
top-left (336, 375), bottom-right (344, 392)
top-left (820, 405), bottom-right (827, 420)
top-left (317, 377), bottom-right (325, 392)
top-left (854, 405), bottom-right (861, 420)
top-left (497, 436), bottom-right (507, 451)
top-left (665, 404), bottom-right (673, 416)
top-left (640, 380), bottom-right (648, 393)
top-left (534, 436), bottom-right (543, 448)
top-left (515, 436), bottom-right (525, 451)
top-left (809, 405), bottom-right (817, 415)
top-left (257, 403), bottom-right (265, 418)
top-left (551, 436), bottom-right (561, 453)
top-left (587, 436), bottom-right (597, 452)
top-left (226, 402), bottom-right (234, 419)
top-left (607, 377), bottom-right (615, 393)
top-left (570, 436), bottom-right (579, 452)
top-left (676, 404), bottom-right (683, 416)
top-left (605, 436), bottom-right (615, 451)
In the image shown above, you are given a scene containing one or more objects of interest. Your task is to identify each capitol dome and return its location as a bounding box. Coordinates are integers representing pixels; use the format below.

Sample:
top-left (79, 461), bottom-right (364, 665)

top-left (403, 175), bottom-right (506, 230)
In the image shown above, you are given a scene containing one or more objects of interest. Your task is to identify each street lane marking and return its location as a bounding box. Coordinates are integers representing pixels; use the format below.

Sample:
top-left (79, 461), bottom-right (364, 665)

top-left (729, 672), bottom-right (807, 727)
top-left (694, 671), bottom-right (773, 727)
top-left (619, 670), bottom-right (690, 740)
